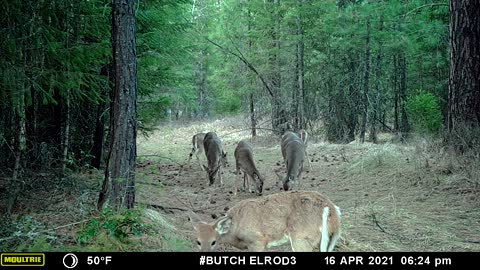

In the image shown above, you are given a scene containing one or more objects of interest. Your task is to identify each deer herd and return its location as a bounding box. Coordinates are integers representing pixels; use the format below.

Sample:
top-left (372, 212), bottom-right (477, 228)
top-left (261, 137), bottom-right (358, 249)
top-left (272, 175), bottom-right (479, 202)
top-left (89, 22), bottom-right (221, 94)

top-left (185, 128), bottom-right (342, 252)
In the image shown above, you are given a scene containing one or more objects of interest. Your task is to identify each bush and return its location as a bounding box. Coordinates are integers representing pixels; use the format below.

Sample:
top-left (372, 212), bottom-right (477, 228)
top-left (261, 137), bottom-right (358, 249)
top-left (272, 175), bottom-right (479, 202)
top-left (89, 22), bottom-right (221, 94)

top-left (77, 208), bottom-right (147, 247)
top-left (406, 91), bottom-right (443, 134)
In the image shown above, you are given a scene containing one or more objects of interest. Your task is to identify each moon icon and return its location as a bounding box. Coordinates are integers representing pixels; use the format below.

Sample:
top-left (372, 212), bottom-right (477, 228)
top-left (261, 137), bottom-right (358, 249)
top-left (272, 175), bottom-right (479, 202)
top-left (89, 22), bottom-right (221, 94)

top-left (63, 253), bottom-right (79, 269)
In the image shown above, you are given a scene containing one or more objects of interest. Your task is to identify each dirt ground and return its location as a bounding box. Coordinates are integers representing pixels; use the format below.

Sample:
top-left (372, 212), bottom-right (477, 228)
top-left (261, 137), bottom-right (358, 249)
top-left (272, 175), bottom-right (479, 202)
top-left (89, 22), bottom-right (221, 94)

top-left (136, 117), bottom-right (480, 252)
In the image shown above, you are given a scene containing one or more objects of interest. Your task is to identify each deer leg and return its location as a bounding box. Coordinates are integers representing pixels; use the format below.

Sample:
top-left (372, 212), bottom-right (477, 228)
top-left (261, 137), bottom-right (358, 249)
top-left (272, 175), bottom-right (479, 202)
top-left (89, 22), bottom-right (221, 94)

top-left (187, 148), bottom-right (195, 167)
top-left (247, 174), bottom-right (254, 193)
top-left (234, 166), bottom-right (241, 196)
top-left (219, 167), bottom-right (223, 186)
top-left (196, 149), bottom-right (204, 171)
top-left (290, 238), bottom-right (315, 252)
top-left (305, 149), bottom-right (312, 169)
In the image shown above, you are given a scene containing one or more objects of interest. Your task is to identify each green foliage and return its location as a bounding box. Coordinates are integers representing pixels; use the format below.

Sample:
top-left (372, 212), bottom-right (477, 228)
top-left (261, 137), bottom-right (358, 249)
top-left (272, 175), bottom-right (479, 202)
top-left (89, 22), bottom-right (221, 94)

top-left (77, 208), bottom-right (147, 246)
top-left (0, 216), bottom-right (58, 252)
top-left (406, 91), bottom-right (443, 134)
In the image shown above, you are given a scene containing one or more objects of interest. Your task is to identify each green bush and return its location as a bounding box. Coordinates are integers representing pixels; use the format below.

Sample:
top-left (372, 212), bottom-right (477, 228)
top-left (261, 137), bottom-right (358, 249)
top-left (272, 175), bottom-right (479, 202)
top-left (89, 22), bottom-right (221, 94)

top-left (406, 91), bottom-right (443, 134)
top-left (77, 208), bottom-right (147, 246)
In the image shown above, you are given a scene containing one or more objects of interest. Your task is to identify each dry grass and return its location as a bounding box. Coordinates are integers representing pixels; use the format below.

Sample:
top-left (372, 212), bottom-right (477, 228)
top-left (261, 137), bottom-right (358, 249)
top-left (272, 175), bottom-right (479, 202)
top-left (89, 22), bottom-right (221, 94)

top-left (136, 117), bottom-right (480, 252)
top-left (3, 116), bottom-right (479, 252)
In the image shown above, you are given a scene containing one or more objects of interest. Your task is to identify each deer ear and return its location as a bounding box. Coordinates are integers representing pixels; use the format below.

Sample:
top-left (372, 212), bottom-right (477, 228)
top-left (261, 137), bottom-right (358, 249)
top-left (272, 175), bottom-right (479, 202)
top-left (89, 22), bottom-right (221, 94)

top-left (187, 211), bottom-right (202, 227)
top-left (215, 216), bottom-right (232, 235)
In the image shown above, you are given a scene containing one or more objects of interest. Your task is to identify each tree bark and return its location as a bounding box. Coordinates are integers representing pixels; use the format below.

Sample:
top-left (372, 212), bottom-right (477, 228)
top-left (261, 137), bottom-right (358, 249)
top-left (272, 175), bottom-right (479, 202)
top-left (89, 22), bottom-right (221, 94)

top-left (399, 52), bottom-right (410, 136)
top-left (98, 0), bottom-right (138, 211)
top-left (369, 17), bottom-right (383, 144)
top-left (447, 0), bottom-right (480, 136)
top-left (250, 93), bottom-right (257, 137)
top-left (393, 54), bottom-right (399, 132)
top-left (294, 0), bottom-right (305, 130)
top-left (61, 92), bottom-right (70, 175)
top-left (269, 0), bottom-right (285, 134)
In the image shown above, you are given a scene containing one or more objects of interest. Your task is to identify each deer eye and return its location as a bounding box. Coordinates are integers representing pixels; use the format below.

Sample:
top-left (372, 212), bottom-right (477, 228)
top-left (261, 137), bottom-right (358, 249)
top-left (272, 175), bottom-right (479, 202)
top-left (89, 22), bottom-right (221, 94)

top-left (211, 241), bottom-right (216, 246)
top-left (197, 240), bottom-right (201, 246)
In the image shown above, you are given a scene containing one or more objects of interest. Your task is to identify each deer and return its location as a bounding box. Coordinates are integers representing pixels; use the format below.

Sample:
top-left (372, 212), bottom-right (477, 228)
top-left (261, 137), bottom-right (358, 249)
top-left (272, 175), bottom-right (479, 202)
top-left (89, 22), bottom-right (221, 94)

top-left (233, 140), bottom-right (264, 196)
top-left (189, 190), bottom-right (342, 252)
top-left (187, 132), bottom-right (207, 170)
top-left (202, 132), bottom-right (228, 186)
top-left (276, 131), bottom-right (305, 191)
top-left (296, 129), bottom-right (312, 169)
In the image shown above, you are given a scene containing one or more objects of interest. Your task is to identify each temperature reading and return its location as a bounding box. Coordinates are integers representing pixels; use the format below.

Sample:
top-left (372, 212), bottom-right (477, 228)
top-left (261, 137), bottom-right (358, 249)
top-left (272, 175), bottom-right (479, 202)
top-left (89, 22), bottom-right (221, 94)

top-left (87, 256), bottom-right (112, 265)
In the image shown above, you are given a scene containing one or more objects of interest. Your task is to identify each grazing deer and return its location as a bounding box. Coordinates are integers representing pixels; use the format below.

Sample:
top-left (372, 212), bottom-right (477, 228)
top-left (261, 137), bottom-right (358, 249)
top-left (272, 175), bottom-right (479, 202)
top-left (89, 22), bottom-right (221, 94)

top-left (277, 131), bottom-right (305, 191)
top-left (189, 190), bottom-right (342, 252)
top-left (187, 132), bottom-right (207, 170)
top-left (202, 132), bottom-right (228, 186)
top-left (296, 129), bottom-right (312, 169)
top-left (233, 140), bottom-right (264, 196)
top-left (279, 122), bottom-right (293, 135)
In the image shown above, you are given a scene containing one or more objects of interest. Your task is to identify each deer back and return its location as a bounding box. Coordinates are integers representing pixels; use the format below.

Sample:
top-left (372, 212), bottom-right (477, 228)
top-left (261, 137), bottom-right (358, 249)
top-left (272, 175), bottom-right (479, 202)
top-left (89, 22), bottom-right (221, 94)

top-left (203, 132), bottom-right (227, 183)
top-left (280, 132), bottom-right (305, 190)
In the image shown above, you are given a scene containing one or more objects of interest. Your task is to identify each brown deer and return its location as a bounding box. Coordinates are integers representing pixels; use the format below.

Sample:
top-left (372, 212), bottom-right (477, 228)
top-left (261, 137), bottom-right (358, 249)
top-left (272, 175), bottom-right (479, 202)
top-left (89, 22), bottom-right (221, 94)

top-left (187, 132), bottom-right (207, 170)
top-left (277, 131), bottom-right (305, 191)
top-left (189, 190), bottom-right (342, 252)
top-left (233, 140), bottom-right (264, 195)
top-left (202, 132), bottom-right (227, 186)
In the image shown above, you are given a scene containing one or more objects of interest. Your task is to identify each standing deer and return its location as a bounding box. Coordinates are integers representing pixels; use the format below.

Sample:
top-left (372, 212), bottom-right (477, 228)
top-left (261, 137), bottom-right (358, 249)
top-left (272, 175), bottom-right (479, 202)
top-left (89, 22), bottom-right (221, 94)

top-left (189, 190), bottom-right (342, 252)
top-left (202, 132), bottom-right (228, 186)
top-left (277, 131), bottom-right (305, 191)
top-left (296, 129), bottom-right (312, 169)
top-left (187, 132), bottom-right (207, 170)
top-left (233, 140), bottom-right (264, 195)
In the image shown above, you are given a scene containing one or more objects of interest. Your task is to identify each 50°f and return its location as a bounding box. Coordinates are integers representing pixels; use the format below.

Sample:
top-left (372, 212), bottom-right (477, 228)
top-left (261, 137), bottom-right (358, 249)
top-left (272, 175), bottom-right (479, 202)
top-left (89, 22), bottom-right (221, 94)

top-left (87, 256), bottom-right (112, 265)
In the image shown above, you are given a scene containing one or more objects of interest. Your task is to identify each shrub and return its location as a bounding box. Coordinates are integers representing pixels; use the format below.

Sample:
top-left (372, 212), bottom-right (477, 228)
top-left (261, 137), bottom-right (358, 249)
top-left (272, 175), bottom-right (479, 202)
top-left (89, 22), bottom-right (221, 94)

top-left (406, 91), bottom-right (443, 134)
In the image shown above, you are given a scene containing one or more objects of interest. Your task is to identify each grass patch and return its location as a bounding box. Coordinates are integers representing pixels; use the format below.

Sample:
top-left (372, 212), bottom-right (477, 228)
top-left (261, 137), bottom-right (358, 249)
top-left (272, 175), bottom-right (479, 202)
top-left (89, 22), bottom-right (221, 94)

top-left (347, 143), bottom-right (408, 174)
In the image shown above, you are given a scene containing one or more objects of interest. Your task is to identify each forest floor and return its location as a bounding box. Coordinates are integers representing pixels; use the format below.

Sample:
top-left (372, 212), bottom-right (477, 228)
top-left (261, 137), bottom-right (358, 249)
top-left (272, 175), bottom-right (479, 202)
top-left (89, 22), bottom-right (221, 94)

top-left (1, 117), bottom-right (479, 252)
top-left (135, 117), bottom-right (480, 252)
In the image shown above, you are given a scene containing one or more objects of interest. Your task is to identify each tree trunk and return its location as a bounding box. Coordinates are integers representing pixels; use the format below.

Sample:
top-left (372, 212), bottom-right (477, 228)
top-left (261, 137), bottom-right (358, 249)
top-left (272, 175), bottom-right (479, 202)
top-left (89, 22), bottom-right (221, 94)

top-left (269, 0), bottom-right (284, 134)
top-left (360, 19), bottom-right (371, 143)
top-left (7, 81), bottom-right (27, 216)
top-left (346, 56), bottom-right (358, 143)
top-left (294, 0), bottom-right (305, 130)
top-left (447, 0), bottom-right (480, 139)
top-left (369, 17), bottom-right (383, 144)
top-left (250, 93), bottom-right (256, 137)
top-left (393, 54), bottom-right (399, 132)
top-left (91, 64), bottom-right (112, 169)
top-left (196, 48), bottom-right (209, 118)
top-left (61, 92), bottom-right (70, 175)
top-left (399, 52), bottom-right (410, 137)
top-left (193, 0), bottom-right (209, 118)
top-left (98, 0), bottom-right (138, 211)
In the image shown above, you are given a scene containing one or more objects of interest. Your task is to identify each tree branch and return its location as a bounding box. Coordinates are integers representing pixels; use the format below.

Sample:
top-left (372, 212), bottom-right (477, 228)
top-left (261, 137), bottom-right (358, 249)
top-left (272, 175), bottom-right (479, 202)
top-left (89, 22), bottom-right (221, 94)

top-left (403, 3), bottom-right (448, 18)
top-left (205, 37), bottom-right (274, 97)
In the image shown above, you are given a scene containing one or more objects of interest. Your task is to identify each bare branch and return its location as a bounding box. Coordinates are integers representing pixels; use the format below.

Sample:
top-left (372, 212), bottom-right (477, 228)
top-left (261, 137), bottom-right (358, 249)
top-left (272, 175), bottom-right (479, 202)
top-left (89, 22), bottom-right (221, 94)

top-left (205, 37), bottom-right (274, 97)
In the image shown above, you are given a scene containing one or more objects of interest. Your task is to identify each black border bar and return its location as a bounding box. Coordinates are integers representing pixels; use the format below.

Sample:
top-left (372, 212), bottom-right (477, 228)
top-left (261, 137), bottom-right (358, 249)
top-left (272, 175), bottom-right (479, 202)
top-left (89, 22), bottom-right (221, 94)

top-left (0, 252), bottom-right (473, 270)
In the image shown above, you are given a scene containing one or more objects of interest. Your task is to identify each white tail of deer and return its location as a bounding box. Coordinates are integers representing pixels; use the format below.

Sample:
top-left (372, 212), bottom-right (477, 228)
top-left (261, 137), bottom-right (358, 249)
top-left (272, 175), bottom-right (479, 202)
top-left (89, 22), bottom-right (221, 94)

top-left (189, 191), bottom-right (341, 252)
top-left (187, 132), bottom-right (207, 170)
top-left (296, 129), bottom-right (312, 169)
top-left (233, 140), bottom-right (264, 195)
top-left (202, 132), bottom-right (228, 186)
top-left (278, 131), bottom-right (305, 191)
